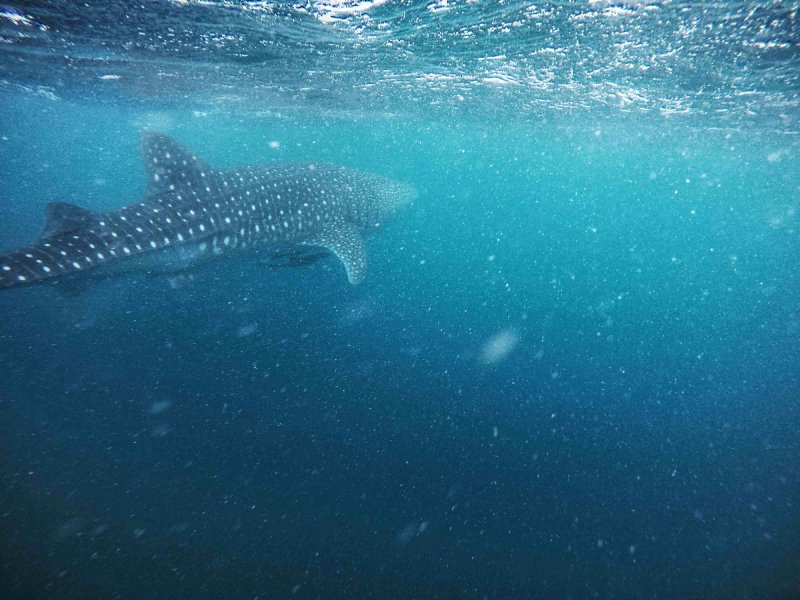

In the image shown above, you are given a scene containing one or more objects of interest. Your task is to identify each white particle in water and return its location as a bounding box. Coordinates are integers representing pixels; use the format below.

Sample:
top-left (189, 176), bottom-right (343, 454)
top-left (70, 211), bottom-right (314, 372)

top-left (147, 400), bottom-right (172, 415)
top-left (480, 329), bottom-right (518, 365)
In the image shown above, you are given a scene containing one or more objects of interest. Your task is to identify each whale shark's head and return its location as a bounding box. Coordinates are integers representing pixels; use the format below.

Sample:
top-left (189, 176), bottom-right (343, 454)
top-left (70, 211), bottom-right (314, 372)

top-left (381, 178), bottom-right (418, 211)
top-left (352, 173), bottom-right (417, 229)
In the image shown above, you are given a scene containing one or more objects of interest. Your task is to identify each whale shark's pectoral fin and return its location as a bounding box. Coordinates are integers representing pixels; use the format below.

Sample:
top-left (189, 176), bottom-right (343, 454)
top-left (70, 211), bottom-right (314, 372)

top-left (40, 202), bottom-right (98, 240)
top-left (141, 132), bottom-right (212, 197)
top-left (304, 223), bottom-right (366, 285)
top-left (264, 249), bottom-right (330, 270)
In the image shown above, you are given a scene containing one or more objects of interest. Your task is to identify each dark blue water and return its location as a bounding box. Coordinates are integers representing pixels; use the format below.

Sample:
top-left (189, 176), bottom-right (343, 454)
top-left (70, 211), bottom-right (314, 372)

top-left (1, 2), bottom-right (799, 598)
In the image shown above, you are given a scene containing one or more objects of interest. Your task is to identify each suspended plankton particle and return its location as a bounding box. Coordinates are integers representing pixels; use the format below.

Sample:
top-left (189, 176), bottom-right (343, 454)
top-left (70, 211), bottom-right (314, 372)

top-left (480, 328), bottom-right (518, 365)
top-left (147, 400), bottom-right (172, 415)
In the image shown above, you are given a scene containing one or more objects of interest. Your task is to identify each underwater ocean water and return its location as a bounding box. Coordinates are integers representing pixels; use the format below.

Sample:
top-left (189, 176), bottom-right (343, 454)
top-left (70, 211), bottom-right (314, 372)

top-left (1, 0), bottom-right (799, 598)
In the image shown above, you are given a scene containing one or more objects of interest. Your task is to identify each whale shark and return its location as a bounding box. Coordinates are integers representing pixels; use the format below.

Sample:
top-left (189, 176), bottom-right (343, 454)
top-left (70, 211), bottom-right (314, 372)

top-left (0, 133), bottom-right (415, 292)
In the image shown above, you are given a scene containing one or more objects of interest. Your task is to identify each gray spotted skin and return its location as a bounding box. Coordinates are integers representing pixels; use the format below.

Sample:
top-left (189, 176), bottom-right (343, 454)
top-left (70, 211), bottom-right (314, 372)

top-left (0, 133), bottom-right (415, 290)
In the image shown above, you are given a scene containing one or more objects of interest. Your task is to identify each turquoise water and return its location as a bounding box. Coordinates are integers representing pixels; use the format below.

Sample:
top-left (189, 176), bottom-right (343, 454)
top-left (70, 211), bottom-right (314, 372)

top-left (1, 2), bottom-right (799, 598)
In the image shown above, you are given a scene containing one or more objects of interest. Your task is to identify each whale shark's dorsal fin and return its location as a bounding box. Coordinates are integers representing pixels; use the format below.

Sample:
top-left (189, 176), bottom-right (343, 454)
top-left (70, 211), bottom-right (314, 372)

top-left (304, 222), bottom-right (367, 285)
top-left (40, 202), bottom-right (97, 240)
top-left (141, 132), bottom-right (211, 197)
